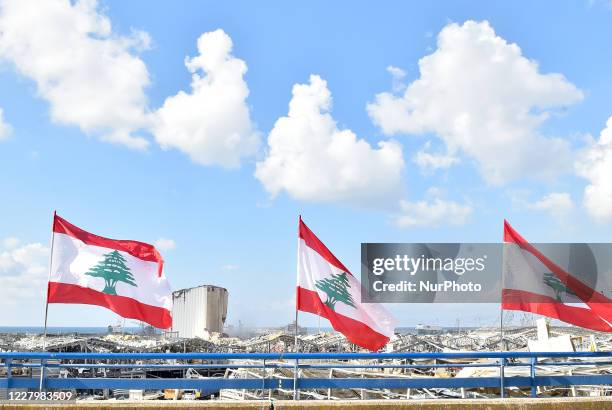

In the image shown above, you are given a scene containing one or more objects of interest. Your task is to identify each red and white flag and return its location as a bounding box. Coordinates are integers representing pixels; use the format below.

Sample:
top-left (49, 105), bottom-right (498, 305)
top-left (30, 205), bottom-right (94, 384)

top-left (502, 220), bottom-right (612, 332)
top-left (296, 217), bottom-right (397, 351)
top-left (48, 214), bottom-right (172, 329)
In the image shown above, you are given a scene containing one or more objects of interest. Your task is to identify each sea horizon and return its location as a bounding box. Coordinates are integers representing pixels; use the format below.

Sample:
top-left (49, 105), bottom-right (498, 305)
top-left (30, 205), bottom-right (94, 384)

top-left (0, 325), bottom-right (490, 335)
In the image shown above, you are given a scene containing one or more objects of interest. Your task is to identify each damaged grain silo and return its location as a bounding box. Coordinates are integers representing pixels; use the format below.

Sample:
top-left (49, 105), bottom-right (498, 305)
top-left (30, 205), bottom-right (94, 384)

top-left (171, 285), bottom-right (228, 338)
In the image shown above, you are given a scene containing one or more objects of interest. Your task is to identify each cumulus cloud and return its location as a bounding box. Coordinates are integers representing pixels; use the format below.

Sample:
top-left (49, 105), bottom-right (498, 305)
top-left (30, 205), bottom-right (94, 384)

top-left (576, 118), bottom-right (612, 222)
top-left (0, 108), bottom-right (12, 139)
top-left (367, 20), bottom-right (583, 184)
top-left (509, 190), bottom-right (574, 220)
top-left (393, 189), bottom-right (472, 228)
top-left (386, 65), bottom-right (406, 93)
top-left (0, 0), bottom-right (151, 149)
top-left (154, 238), bottom-right (176, 251)
top-left (222, 264), bottom-right (239, 271)
top-left (0, 239), bottom-right (49, 306)
top-left (153, 29), bottom-right (259, 167)
top-left (256, 75), bottom-right (405, 206)
top-left (2, 236), bottom-right (20, 249)
top-left (414, 141), bottom-right (460, 172)
top-left (526, 192), bottom-right (574, 220)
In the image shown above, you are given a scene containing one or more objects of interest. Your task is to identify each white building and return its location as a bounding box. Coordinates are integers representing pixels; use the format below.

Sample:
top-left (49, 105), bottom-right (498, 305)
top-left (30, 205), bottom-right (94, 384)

top-left (171, 285), bottom-right (228, 338)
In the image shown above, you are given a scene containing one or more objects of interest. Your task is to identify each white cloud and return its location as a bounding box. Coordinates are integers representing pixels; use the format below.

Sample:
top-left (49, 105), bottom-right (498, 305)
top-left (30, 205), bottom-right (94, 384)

top-left (153, 29), bottom-right (259, 167)
top-left (367, 20), bottom-right (583, 185)
top-left (0, 239), bottom-right (49, 306)
top-left (526, 192), bottom-right (574, 219)
top-left (509, 190), bottom-right (574, 220)
top-left (154, 238), bottom-right (176, 251)
top-left (393, 191), bottom-right (472, 228)
top-left (576, 117), bottom-right (612, 222)
top-left (2, 236), bottom-right (20, 249)
top-left (588, 0), bottom-right (612, 10)
top-left (255, 75), bottom-right (405, 206)
top-left (386, 65), bottom-right (406, 93)
top-left (0, 0), bottom-right (151, 149)
top-left (387, 65), bottom-right (406, 79)
top-left (221, 264), bottom-right (239, 271)
top-left (414, 141), bottom-right (460, 172)
top-left (0, 108), bottom-right (12, 139)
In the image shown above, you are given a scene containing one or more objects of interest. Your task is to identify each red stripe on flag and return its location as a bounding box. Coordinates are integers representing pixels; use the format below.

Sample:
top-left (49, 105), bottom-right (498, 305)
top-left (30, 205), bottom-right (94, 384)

top-left (504, 220), bottom-right (612, 323)
top-left (502, 289), bottom-right (612, 332)
top-left (297, 286), bottom-right (389, 351)
top-left (298, 217), bottom-right (351, 274)
top-left (53, 214), bottom-right (164, 276)
top-left (47, 282), bottom-right (172, 329)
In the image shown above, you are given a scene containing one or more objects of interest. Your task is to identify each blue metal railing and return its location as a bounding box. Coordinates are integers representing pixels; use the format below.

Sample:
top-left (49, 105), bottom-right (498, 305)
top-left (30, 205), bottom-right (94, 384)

top-left (1, 351), bottom-right (611, 399)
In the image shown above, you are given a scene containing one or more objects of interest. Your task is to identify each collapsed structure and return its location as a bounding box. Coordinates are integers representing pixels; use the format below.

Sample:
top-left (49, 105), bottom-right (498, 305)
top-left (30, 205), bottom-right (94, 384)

top-left (170, 285), bottom-right (229, 338)
top-left (0, 274), bottom-right (608, 401)
top-left (1, 324), bottom-right (611, 400)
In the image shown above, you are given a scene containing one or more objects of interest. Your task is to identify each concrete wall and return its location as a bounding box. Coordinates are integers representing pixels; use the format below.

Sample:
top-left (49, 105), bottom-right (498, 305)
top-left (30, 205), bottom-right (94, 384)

top-left (171, 285), bottom-right (228, 338)
top-left (275, 397), bottom-right (612, 409)
top-left (2, 397), bottom-right (611, 409)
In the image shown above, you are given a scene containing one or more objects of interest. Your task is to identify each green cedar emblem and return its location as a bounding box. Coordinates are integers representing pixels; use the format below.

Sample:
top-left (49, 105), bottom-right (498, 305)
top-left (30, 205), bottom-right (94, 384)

top-left (543, 272), bottom-right (576, 302)
top-left (315, 272), bottom-right (356, 311)
top-left (85, 250), bottom-right (137, 295)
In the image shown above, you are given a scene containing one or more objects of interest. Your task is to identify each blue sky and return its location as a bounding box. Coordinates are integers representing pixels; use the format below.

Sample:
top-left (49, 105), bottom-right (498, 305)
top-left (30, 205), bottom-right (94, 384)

top-left (0, 0), bottom-right (611, 328)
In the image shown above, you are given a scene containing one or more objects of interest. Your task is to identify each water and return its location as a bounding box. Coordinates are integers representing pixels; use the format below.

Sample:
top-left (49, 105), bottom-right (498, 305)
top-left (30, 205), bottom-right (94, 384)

top-left (0, 326), bottom-right (142, 335)
top-left (0, 326), bottom-right (481, 335)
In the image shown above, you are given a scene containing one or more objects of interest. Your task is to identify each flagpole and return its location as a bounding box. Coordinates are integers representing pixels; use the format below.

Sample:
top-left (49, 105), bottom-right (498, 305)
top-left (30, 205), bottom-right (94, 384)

top-left (499, 223), bottom-right (505, 398)
top-left (293, 215), bottom-right (301, 401)
top-left (294, 308), bottom-right (299, 400)
top-left (500, 239), bottom-right (505, 353)
top-left (499, 245), bottom-right (504, 352)
top-left (499, 308), bottom-right (504, 350)
top-left (40, 210), bottom-right (56, 391)
top-left (499, 306), bottom-right (505, 398)
top-left (294, 310), bottom-right (299, 351)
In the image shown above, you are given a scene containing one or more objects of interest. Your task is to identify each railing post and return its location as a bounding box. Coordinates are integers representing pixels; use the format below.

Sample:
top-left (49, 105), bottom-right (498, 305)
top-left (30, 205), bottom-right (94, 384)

top-left (267, 361), bottom-right (273, 400)
top-left (360, 373), bottom-right (365, 400)
top-left (327, 368), bottom-right (332, 400)
top-left (530, 357), bottom-right (537, 398)
top-left (293, 357), bottom-right (300, 400)
top-left (38, 358), bottom-right (47, 392)
top-left (568, 369), bottom-right (576, 397)
top-left (6, 358), bottom-right (12, 392)
top-left (499, 357), bottom-right (505, 398)
top-left (262, 359), bottom-right (267, 399)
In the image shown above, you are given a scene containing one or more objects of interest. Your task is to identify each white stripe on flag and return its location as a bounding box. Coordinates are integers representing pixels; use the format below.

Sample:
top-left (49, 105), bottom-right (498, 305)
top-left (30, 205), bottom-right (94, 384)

top-left (298, 238), bottom-right (396, 338)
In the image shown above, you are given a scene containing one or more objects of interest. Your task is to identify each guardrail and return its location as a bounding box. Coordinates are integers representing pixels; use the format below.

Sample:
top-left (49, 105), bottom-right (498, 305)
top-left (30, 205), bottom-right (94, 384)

top-left (1, 351), bottom-right (611, 399)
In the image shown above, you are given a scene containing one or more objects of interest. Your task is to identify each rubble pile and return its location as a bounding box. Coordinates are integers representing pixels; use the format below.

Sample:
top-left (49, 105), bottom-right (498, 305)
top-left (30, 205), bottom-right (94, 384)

top-left (1, 326), bottom-right (611, 400)
top-left (1, 326), bottom-right (610, 354)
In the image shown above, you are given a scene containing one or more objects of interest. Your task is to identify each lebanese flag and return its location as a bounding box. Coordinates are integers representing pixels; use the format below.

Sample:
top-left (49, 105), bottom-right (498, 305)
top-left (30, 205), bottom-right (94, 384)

top-left (47, 213), bottom-right (172, 329)
top-left (502, 220), bottom-right (612, 332)
top-left (297, 217), bottom-right (397, 351)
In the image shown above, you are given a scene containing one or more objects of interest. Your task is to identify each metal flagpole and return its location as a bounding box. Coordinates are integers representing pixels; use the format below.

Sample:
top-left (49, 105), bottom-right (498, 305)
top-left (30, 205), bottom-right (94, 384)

top-left (40, 210), bottom-right (57, 391)
top-left (294, 306), bottom-right (299, 353)
top-left (499, 236), bottom-right (506, 398)
top-left (293, 215), bottom-right (301, 401)
top-left (500, 308), bottom-right (504, 350)
top-left (500, 244), bottom-right (505, 351)
top-left (293, 309), bottom-right (299, 400)
top-left (499, 306), bottom-right (505, 398)
top-left (500, 239), bottom-right (506, 354)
